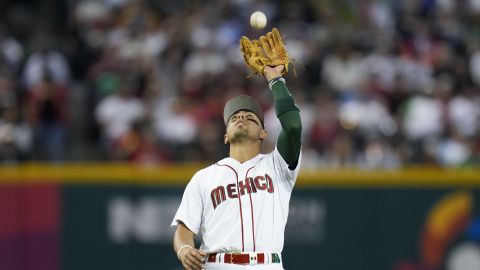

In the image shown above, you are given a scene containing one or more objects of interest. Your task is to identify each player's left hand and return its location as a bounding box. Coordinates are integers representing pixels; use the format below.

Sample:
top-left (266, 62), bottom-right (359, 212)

top-left (240, 28), bottom-right (290, 77)
top-left (179, 247), bottom-right (206, 270)
top-left (264, 65), bottom-right (285, 81)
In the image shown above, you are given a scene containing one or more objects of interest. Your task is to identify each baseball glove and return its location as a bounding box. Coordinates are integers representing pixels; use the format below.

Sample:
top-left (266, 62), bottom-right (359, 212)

top-left (240, 28), bottom-right (289, 76)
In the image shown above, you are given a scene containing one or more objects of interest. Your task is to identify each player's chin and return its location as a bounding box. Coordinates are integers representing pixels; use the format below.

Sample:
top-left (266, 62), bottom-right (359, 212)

top-left (233, 129), bottom-right (247, 136)
top-left (232, 129), bottom-right (250, 139)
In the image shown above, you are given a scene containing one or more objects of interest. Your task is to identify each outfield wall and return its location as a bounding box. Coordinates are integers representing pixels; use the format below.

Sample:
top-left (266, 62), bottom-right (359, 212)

top-left (1, 164), bottom-right (479, 270)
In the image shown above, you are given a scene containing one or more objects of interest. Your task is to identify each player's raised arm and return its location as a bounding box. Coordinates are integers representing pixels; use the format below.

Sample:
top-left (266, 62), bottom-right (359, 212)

top-left (240, 27), bottom-right (302, 169)
top-left (264, 65), bottom-right (302, 169)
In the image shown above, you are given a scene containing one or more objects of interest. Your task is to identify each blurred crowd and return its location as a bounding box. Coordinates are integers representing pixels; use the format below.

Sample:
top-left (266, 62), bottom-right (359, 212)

top-left (0, 0), bottom-right (479, 168)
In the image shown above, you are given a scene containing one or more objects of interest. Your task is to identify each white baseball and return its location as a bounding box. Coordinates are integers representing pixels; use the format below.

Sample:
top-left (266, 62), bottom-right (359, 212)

top-left (250, 11), bottom-right (267, 29)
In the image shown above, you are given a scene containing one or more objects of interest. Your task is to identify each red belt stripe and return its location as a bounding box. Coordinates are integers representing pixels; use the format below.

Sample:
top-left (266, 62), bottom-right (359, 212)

top-left (207, 253), bottom-right (280, 264)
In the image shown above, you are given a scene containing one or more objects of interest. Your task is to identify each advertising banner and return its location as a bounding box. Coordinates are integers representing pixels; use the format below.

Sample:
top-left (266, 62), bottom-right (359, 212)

top-left (1, 165), bottom-right (479, 270)
top-left (60, 185), bottom-right (480, 270)
top-left (0, 184), bottom-right (60, 270)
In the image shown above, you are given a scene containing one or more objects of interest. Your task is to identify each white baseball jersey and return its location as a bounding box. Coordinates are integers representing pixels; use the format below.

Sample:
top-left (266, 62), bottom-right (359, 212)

top-left (171, 146), bottom-right (301, 253)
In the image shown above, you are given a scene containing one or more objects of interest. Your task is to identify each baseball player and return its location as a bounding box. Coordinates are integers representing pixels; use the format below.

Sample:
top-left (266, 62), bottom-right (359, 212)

top-left (171, 59), bottom-right (302, 269)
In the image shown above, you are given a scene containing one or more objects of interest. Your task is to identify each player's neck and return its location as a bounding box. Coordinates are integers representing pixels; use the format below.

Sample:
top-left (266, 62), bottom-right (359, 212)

top-left (229, 142), bottom-right (261, 163)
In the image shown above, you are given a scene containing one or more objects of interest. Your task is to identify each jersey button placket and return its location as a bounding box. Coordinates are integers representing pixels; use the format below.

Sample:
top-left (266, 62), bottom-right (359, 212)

top-left (242, 166), bottom-right (256, 252)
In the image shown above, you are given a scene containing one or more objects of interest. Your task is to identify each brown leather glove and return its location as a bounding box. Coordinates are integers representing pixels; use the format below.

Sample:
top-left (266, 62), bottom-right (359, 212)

top-left (240, 28), bottom-right (289, 76)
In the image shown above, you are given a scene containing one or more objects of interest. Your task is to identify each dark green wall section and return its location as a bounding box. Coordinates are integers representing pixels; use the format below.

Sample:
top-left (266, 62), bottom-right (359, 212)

top-left (62, 185), bottom-right (480, 270)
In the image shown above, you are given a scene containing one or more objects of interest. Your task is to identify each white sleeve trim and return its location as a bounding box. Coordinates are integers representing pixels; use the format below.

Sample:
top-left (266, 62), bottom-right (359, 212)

top-left (171, 218), bottom-right (199, 235)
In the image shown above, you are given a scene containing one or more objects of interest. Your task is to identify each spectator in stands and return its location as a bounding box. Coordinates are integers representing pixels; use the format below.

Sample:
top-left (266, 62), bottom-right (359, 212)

top-left (95, 75), bottom-right (146, 159)
top-left (0, 106), bottom-right (32, 163)
top-left (22, 31), bottom-right (70, 90)
top-left (26, 73), bottom-right (67, 161)
top-left (0, 0), bottom-right (477, 167)
top-left (0, 25), bottom-right (24, 73)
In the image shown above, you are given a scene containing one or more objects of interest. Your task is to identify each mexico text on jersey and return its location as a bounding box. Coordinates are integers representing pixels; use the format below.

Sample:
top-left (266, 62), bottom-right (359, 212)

top-left (211, 174), bottom-right (274, 209)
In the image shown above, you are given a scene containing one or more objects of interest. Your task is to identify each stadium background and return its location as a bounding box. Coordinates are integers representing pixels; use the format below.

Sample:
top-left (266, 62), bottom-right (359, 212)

top-left (0, 0), bottom-right (480, 269)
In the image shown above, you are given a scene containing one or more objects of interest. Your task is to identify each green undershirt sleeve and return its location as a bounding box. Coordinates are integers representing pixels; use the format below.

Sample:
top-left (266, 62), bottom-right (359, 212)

top-left (270, 80), bottom-right (302, 170)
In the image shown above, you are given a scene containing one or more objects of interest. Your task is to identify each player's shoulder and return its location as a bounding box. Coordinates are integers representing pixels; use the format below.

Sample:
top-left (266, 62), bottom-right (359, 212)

top-left (263, 146), bottom-right (301, 166)
top-left (190, 161), bottom-right (220, 181)
top-left (262, 149), bottom-right (277, 161)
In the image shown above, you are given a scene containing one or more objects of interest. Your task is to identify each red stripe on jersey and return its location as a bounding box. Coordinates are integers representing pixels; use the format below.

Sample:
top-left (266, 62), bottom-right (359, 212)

top-left (245, 166), bottom-right (256, 252)
top-left (216, 163), bottom-right (244, 251)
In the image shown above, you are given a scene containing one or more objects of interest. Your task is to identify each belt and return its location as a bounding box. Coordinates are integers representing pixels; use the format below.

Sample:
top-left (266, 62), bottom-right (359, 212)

top-left (207, 252), bottom-right (281, 265)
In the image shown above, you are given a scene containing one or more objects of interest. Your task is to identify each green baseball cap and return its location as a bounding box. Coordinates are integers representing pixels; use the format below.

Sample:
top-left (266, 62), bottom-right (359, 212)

top-left (223, 95), bottom-right (264, 127)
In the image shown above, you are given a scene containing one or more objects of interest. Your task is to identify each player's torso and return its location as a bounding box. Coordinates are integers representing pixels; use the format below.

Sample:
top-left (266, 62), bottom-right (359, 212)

top-left (198, 154), bottom-right (292, 253)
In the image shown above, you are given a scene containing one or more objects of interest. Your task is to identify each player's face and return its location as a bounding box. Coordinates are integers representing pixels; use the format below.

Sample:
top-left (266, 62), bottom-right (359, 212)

top-left (224, 110), bottom-right (266, 144)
